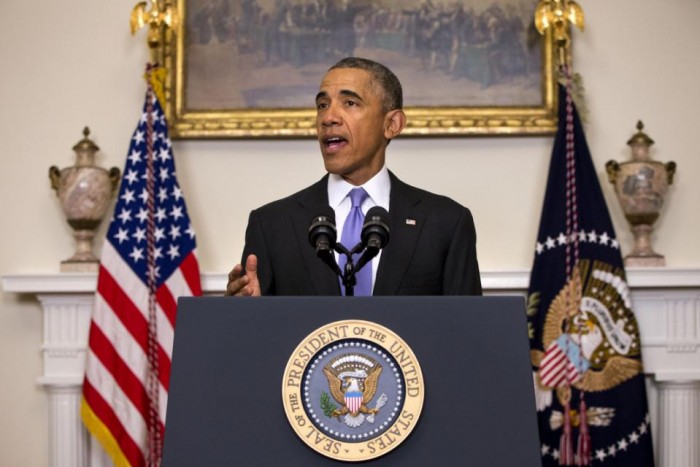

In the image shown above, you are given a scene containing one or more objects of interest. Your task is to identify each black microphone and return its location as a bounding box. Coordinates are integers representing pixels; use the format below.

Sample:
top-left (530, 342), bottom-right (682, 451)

top-left (308, 206), bottom-right (342, 275)
top-left (355, 206), bottom-right (390, 273)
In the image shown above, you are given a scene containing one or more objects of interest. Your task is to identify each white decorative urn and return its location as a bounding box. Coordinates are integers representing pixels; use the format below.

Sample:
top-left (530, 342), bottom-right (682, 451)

top-left (49, 127), bottom-right (120, 271)
top-left (606, 121), bottom-right (676, 266)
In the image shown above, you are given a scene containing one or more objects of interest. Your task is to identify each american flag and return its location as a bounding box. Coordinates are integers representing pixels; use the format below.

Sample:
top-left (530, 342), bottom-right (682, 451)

top-left (81, 77), bottom-right (202, 466)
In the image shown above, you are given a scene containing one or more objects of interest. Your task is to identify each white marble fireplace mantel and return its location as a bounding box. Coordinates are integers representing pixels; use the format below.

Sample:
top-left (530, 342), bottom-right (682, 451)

top-left (3, 268), bottom-right (700, 467)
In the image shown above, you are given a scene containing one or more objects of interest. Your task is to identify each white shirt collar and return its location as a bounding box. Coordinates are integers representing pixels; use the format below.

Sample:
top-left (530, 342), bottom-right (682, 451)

top-left (327, 166), bottom-right (391, 211)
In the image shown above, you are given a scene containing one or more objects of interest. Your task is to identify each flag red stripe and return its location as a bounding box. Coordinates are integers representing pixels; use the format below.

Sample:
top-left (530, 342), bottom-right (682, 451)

top-left (97, 265), bottom-right (149, 353)
top-left (88, 322), bottom-right (150, 421)
top-left (83, 379), bottom-right (146, 467)
top-left (158, 344), bottom-right (172, 389)
top-left (157, 284), bottom-right (177, 327)
top-left (180, 252), bottom-right (202, 295)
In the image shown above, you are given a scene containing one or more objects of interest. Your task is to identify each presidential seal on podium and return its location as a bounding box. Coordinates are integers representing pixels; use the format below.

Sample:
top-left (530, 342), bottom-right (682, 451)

top-left (282, 320), bottom-right (424, 462)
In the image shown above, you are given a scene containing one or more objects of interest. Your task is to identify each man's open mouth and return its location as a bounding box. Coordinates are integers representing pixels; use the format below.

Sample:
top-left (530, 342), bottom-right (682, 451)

top-left (323, 136), bottom-right (347, 150)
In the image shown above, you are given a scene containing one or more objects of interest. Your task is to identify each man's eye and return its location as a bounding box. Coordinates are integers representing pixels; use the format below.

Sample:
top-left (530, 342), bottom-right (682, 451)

top-left (346, 100), bottom-right (356, 106)
top-left (317, 103), bottom-right (328, 110)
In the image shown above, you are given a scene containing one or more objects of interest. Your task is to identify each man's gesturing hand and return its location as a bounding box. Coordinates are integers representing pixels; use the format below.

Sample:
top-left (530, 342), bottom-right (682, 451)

top-left (225, 254), bottom-right (261, 296)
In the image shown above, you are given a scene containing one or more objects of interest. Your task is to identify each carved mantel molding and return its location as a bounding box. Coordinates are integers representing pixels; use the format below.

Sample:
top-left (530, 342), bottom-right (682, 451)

top-left (3, 268), bottom-right (700, 467)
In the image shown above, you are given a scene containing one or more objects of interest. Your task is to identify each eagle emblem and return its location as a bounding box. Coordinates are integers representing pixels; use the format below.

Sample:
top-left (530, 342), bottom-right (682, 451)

top-left (530, 260), bottom-right (643, 425)
top-left (322, 353), bottom-right (388, 428)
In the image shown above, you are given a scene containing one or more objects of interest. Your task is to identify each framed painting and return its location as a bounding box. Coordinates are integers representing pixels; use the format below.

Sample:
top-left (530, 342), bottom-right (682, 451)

top-left (163, 0), bottom-right (557, 138)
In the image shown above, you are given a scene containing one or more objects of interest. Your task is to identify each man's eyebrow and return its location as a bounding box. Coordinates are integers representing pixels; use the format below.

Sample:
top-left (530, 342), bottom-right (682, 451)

top-left (315, 89), bottom-right (364, 103)
top-left (340, 89), bottom-right (363, 101)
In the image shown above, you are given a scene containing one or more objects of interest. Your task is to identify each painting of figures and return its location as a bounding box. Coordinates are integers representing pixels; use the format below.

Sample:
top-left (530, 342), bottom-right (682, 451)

top-left (167, 0), bottom-right (556, 137)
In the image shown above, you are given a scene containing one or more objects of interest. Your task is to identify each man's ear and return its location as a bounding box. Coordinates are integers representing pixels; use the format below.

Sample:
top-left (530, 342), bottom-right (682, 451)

top-left (384, 109), bottom-right (406, 140)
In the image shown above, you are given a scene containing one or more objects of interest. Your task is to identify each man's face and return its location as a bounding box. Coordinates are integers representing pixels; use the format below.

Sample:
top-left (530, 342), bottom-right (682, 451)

top-left (315, 68), bottom-right (391, 186)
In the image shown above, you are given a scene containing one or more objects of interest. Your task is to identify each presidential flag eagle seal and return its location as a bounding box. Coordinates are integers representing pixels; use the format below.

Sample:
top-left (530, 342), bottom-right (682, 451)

top-left (282, 320), bottom-right (424, 462)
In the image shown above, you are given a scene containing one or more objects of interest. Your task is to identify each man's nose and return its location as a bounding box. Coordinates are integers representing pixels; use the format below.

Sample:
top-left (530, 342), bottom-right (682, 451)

top-left (321, 103), bottom-right (341, 126)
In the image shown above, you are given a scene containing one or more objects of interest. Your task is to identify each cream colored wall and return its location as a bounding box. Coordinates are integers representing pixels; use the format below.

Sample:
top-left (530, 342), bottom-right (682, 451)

top-left (1, 1), bottom-right (698, 465)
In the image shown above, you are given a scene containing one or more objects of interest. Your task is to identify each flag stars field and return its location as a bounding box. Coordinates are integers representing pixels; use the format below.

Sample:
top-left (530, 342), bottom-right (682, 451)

top-left (114, 228), bottom-right (129, 244)
top-left (125, 169), bottom-right (139, 184)
top-left (170, 205), bottom-right (184, 221)
top-left (129, 247), bottom-right (144, 263)
top-left (155, 207), bottom-right (167, 222)
top-left (167, 244), bottom-right (180, 260)
top-left (136, 208), bottom-right (148, 223)
top-left (133, 227), bottom-right (146, 243)
top-left (132, 130), bottom-right (145, 145)
top-left (138, 189), bottom-right (149, 203)
top-left (159, 166), bottom-right (170, 181)
top-left (158, 187), bottom-right (168, 202)
top-left (129, 149), bottom-right (143, 163)
top-left (121, 189), bottom-right (136, 204)
top-left (117, 208), bottom-right (132, 224)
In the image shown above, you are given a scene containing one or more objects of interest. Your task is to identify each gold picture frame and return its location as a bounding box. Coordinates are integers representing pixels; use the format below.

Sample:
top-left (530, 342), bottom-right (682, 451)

top-left (163, 0), bottom-right (556, 139)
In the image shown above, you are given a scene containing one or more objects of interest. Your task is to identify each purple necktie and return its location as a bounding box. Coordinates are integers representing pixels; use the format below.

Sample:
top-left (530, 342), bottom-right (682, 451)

top-left (339, 188), bottom-right (371, 296)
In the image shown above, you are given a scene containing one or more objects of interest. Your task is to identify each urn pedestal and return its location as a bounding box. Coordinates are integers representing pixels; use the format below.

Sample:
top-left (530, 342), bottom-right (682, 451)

top-left (49, 127), bottom-right (120, 272)
top-left (606, 121), bottom-right (676, 267)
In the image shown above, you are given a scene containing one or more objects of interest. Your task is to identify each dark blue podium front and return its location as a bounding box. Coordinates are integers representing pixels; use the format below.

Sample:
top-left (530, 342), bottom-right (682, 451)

top-left (162, 296), bottom-right (541, 466)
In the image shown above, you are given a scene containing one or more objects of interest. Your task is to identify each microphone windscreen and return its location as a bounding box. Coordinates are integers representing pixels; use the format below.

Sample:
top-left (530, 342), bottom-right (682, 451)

top-left (362, 206), bottom-right (390, 248)
top-left (308, 205), bottom-right (337, 248)
top-left (312, 205), bottom-right (336, 224)
top-left (365, 206), bottom-right (389, 224)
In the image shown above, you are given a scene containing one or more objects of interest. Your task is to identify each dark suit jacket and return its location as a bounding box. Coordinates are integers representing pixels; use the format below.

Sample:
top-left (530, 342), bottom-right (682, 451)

top-left (241, 172), bottom-right (482, 295)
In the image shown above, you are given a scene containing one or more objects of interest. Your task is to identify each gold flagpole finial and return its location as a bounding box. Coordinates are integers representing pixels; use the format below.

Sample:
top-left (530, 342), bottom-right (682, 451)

top-left (534, 0), bottom-right (584, 68)
top-left (130, 0), bottom-right (178, 64)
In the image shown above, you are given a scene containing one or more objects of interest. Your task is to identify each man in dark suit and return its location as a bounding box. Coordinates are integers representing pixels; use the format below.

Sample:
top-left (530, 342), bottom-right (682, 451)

top-left (226, 57), bottom-right (481, 296)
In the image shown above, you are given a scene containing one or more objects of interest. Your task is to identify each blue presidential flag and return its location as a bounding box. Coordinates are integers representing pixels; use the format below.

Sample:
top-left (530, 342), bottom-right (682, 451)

top-left (527, 85), bottom-right (654, 466)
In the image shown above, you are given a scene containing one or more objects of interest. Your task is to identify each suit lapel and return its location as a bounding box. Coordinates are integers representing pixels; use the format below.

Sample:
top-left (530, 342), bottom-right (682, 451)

top-left (290, 175), bottom-right (342, 295)
top-left (374, 173), bottom-right (426, 295)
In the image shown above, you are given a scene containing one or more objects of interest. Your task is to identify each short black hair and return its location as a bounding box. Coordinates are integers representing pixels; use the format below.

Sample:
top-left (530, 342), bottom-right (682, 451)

top-left (328, 57), bottom-right (403, 113)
